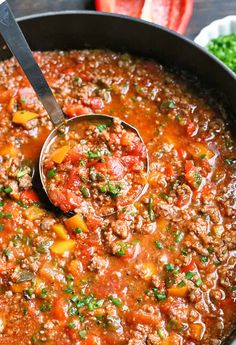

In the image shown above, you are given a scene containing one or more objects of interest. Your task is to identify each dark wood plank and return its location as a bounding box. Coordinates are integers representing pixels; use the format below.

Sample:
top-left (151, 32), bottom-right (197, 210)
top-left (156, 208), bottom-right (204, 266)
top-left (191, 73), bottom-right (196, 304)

top-left (7, 0), bottom-right (236, 39)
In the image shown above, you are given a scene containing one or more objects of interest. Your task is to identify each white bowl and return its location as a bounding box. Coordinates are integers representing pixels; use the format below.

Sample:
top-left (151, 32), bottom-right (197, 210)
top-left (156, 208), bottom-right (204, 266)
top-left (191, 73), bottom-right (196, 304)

top-left (194, 15), bottom-right (236, 47)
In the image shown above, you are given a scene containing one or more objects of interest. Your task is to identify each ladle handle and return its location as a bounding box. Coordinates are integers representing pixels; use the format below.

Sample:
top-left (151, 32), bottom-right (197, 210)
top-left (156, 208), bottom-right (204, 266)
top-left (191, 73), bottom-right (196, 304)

top-left (0, 0), bottom-right (64, 126)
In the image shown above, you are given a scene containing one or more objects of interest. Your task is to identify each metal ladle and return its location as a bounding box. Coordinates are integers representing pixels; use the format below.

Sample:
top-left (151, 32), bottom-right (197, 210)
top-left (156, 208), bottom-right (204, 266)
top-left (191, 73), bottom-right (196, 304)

top-left (0, 0), bottom-right (149, 214)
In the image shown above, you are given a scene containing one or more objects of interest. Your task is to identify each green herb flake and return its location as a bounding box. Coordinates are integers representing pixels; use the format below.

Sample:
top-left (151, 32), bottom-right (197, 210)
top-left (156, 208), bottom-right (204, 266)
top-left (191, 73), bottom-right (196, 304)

top-left (109, 296), bottom-right (122, 307)
top-left (160, 99), bottom-right (175, 109)
top-left (3, 187), bottom-right (13, 193)
top-left (116, 242), bottom-right (129, 257)
top-left (185, 271), bottom-right (196, 280)
top-left (148, 197), bottom-right (155, 222)
top-left (79, 330), bottom-right (87, 339)
top-left (175, 231), bottom-right (184, 243)
top-left (199, 154), bottom-right (207, 159)
top-left (87, 151), bottom-right (101, 159)
top-left (64, 286), bottom-right (74, 294)
top-left (74, 228), bottom-right (83, 234)
top-left (155, 240), bottom-right (163, 249)
top-left (80, 186), bottom-right (91, 198)
top-left (0, 224), bottom-right (4, 232)
top-left (177, 280), bottom-right (186, 288)
top-left (17, 200), bottom-right (28, 208)
top-left (47, 169), bottom-right (57, 179)
top-left (195, 278), bottom-right (202, 287)
top-left (159, 193), bottom-right (169, 201)
top-left (165, 263), bottom-right (174, 272)
top-left (200, 256), bottom-right (208, 263)
top-left (153, 288), bottom-right (167, 301)
top-left (224, 158), bottom-right (234, 165)
top-left (108, 182), bottom-right (121, 198)
top-left (40, 304), bottom-right (52, 312)
top-left (79, 160), bottom-right (86, 166)
top-left (157, 327), bottom-right (167, 339)
top-left (67, 322), bottom-right (75, 329)
top-left (181, 248), bottom-right (188, 256)
top-left (96, 123), bottom-right (108, 132)
top-left (207, 247), bottom-right (215, 254)
top-left (40, 288), bottom-right (48, 299)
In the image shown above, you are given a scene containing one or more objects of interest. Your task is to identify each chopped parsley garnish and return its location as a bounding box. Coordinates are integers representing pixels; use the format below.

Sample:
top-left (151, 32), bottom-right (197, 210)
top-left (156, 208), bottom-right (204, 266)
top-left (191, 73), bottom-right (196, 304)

top-left (0, 224), bottom-right (4, 232)
top-left (175, 231), bottom-right (184, 243)
top-left (87, 151), bottom-right (101, 159)
top-left (79, 330), bottom-right (87, 339)
top-left (148, 197), bottom-right (155, 222)
top-left (67, 322), bottom-right (75, 329)
top-left (200, 256), bottom-right (208, 263)
top-left (208, 247), bottom-right (215, 254)
top-left (185, 271), bottom-right (196, 280)
top-left (3, 187), bottom-right (13, 193)
top-left (109, 296), bottom-right (122, 307)
top-left (159, 193), bottom-right (169, 200)
top-left (96, 123), bottom-right (108, 132)
top-left (116, 242), bottom-right (129, 256)
top-left (194, 172), bottom-right (202, 188)
top-left (165, 263), bottom-right (174, 272)
top-left (177, 280), bottom-right (186, 288)
top-left (224, 158), bottom-right (234, 165)
top-left (108, 182), bottom-right (121, 198)
top-left (153, 288), bottom-right (167, 301)
top-left (160, 99), bottom-right (175, 109)
top-left (155, 241), bottom-right (163, 249)
top-left (199, 154), bottom-right (207, 159)
top-left (195, 278), bottom-right (202, 287)
top-left (80, 186), bottom-right (90, 198)
top-left (181, 248), bottom-right (188, 256)
top-left (40, 288), bottom-right (48, 299)
top-left (47, 169), bottom-right (57, 178)
top-left (40, 304), bottom-right (52, 312)
top-left (74, 228), bottom-right (83, 234)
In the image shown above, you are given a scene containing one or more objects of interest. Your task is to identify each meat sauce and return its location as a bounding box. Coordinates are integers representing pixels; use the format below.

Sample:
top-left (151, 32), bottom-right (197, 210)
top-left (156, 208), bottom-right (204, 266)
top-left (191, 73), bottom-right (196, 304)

top-left (0, 50), bottom-right (235, 345)
top-left (42, 117), bottom-right (147, 215)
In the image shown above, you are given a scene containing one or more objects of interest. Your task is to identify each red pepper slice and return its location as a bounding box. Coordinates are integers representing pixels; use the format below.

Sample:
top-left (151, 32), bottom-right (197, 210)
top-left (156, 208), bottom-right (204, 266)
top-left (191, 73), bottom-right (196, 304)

top-left (95, 0), bottom-right (194, 34)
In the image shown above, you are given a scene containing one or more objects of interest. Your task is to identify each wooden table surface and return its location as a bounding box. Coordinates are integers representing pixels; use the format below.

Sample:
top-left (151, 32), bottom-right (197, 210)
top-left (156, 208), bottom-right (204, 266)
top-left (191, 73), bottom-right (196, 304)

top-left (7, 0), bottom-right (236, 39)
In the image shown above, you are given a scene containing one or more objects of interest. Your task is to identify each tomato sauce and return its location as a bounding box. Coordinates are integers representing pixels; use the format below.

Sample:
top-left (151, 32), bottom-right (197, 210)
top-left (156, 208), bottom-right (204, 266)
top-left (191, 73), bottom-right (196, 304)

top-left (0, 50), bottom-right (235, 345)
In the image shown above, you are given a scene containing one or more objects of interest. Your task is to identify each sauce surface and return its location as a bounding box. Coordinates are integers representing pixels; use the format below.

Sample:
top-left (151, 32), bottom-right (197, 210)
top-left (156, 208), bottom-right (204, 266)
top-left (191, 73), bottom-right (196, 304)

top-left (0, 50), bottom-right (235, 345)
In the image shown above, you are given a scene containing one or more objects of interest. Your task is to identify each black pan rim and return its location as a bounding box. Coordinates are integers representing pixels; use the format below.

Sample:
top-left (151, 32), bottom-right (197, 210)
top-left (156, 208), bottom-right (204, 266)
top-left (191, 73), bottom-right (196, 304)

top-left (15, 10), bottom-right (236, 83)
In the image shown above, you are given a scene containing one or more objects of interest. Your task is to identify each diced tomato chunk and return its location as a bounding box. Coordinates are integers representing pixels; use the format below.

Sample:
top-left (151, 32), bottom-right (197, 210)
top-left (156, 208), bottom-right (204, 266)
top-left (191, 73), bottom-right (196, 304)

top-left (181, 260), bottom-right (196, 272)
top-left (165, 164), bottom-right (174, 177)
top-left (89, 97), bottom-right (104, 110)
top-left (20, 189), bottom-right (40, 202)
top-left (96, 157), bottom-right (125, 180)
top-left (120, 131), bottom-right (136, 146)
top-left (52, 297), bottom-right (68, 322)
top-left (63, 103), bottom-right (91, 117)
top-left (121, 155), bottom-right (143, 172)
top-left (64, 146), bottom-right (83, 164)
top-left (49, 188), bottom-right (82, 212)
top-left (86, 215), bottom-right (102, 231)
top-left (128, 142), bottom-right (146, 159)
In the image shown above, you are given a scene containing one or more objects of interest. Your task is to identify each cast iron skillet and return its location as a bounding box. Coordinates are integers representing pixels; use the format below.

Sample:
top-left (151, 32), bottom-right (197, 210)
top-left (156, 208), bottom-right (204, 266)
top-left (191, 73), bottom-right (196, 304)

top-left (0, 11), bottom-right (235, 344)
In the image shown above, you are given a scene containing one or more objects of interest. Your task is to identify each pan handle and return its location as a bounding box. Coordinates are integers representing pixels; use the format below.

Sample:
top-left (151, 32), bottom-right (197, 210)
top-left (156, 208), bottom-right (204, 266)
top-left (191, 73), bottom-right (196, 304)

top-left (0, 0), bottom-right (65, 126)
